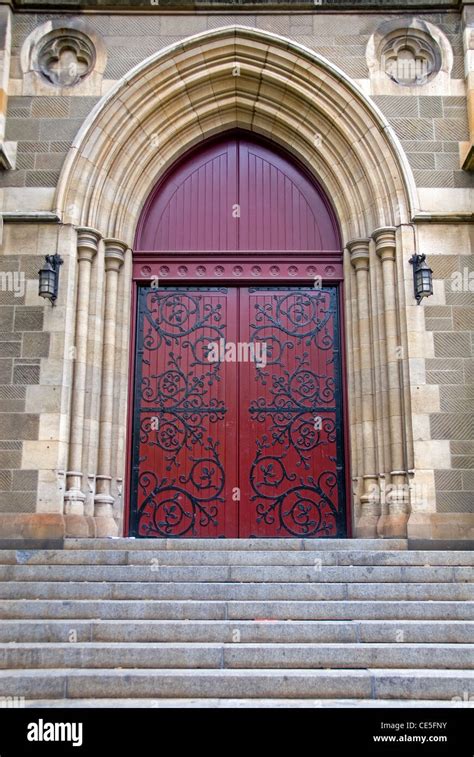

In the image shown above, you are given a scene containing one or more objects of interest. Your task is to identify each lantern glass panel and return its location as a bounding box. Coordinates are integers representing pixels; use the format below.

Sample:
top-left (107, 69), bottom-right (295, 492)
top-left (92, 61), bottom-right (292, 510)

top-left (39, 269), bottom-right (55, 298)
top-left (422, 270), bottom-right (432, 292)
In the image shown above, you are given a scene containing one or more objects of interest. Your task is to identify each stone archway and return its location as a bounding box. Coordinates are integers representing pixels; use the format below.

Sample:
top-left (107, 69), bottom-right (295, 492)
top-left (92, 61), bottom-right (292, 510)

top-left (56, 26), bottom-right (417, 241)
top-left (56, 26), bottom-right (420, 539)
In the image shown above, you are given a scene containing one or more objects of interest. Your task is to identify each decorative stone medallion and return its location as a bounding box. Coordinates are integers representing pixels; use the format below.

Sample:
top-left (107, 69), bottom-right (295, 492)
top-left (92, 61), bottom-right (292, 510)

top-left (381, 33), bottom-right (441, 87)
top-left (37, 30), bottom-right (96, 87)
top-left (366, 18), bottom-right (451, 95)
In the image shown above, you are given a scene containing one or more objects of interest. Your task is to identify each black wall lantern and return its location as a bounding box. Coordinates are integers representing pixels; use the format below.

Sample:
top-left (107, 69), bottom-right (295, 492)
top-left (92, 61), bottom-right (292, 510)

top-left (409, 253), bottom-right (433, 305)
top-left (38, 254), bottom-right (63, 305)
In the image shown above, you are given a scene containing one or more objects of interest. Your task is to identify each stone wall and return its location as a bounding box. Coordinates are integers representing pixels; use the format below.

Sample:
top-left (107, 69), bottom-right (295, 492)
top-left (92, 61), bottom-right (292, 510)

top-left (0, 236), bottom-right (43, 516)
top-left (0, 4), bottom-right (472, 540)
top-left (4, 11), bottom-right (470, 194)
top-left (422, 226), bottom-right (474, 515)
top-left (0, 221), bottom-right (75, 539)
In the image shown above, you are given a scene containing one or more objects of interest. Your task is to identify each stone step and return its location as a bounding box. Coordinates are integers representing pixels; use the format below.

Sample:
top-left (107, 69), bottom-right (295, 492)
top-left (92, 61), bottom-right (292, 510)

top-left (64, 538), bottom-right (408, 551)
top-left (1, 539), bottom-right (471, 708)
top-left (1, 642), bottom-right (472, 671)
top-left (1, 581), bottom-right (472, 602)
top-left (21, 698), bottom-right (470, 708)
top-left (2, 549), bottom-right (471, 567)
top-left (2, 599), bottom-right (472, 621)
top-left (1, 668), bottom-right (472, 700)
top-left (1, 564), bottom-right (471, 583)
top-left (1, 619), bottom-right (472, 644)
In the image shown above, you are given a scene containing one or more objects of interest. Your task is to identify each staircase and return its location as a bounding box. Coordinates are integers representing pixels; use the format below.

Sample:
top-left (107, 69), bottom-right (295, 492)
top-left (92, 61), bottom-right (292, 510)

top-left (0, 538), bottom-right (473, 708)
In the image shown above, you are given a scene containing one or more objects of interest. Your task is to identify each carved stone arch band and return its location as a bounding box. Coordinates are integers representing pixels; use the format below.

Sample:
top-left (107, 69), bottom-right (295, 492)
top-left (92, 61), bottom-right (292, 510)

top-left (55, 27), bottom-right (418, 539)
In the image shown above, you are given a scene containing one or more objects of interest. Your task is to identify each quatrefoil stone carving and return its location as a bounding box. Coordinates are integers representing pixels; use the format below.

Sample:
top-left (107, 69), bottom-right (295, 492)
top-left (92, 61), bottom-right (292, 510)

top-left (38, 32), bottom-right (96, 87)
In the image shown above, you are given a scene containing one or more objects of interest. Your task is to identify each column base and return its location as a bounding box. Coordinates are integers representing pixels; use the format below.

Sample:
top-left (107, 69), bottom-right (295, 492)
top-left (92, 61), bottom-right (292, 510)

top-left (378, 512), bottom-right (408, 538)
top-left (353, 514), bottom-right (380, 538)
top-left (63, 488), bottom-right (86, 516)
top-left (94, 515), bottom-right (119, 537)
top-left (64, 514), bottom-right (96, 538)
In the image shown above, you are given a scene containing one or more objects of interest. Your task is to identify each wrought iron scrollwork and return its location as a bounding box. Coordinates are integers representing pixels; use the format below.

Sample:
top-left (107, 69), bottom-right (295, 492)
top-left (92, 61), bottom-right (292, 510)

top-left (248, 288), bottom-right (343, 537)
top-left (132, 288), bottom-right (227, 537)
top-left (141, 290), bottom-right (226, 373)
top-left (250, 290), bottom-right (334, 374)
top-left (136, 437), bottom-right (223, 537)
top-left (131, 285), bottom-right (345, 538)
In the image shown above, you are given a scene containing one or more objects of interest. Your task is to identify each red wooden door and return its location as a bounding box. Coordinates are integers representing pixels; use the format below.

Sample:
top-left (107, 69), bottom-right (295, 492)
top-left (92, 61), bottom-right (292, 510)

top-left (130, 132), bottom-right (347, 538)
top-left (131, 285), bottom-right (345, 537)
top-left (239, 287), bottom-right (344, 537)
top-left (131, 287), bottom-right (239, 537)
top-left (137, 140), bottom-right (239, 251)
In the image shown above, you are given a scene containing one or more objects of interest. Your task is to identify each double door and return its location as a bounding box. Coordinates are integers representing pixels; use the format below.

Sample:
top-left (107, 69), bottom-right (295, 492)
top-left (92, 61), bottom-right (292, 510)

top-left (130, 285), bottom-right (346, 537)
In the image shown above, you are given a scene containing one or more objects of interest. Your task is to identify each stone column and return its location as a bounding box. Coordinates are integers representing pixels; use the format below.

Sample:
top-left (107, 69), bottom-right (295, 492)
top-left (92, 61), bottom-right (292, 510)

top-left (112, 246), bottom-right (132, 534)
top-left (373, 227), bottom-right (409, 537)
top-left (64, 228), bottom-right (101, 535)
top-left (348, 238), bottom-right (380, 536)
top-left (344, 247), bottom-right (362, 525)
top-left (94, 238), bottom-right (127, 536)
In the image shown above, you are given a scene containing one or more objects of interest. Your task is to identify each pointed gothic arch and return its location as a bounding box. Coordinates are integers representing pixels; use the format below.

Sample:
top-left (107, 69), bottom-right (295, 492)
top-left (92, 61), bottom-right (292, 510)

top-left (56, 25), bottom-right (417, 243)
top-left (58, 27), bottom-right (420, 539)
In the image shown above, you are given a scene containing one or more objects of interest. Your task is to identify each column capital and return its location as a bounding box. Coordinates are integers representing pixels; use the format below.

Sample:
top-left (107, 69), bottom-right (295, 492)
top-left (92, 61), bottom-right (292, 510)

top-left (347, 238), bottom-right (370, 270)
top-left (76, 227), bottom-right (101, 263)
top-left (103, 238), bottom-right (127, 272)
top-left (373, 226), bottom-right (397, 262)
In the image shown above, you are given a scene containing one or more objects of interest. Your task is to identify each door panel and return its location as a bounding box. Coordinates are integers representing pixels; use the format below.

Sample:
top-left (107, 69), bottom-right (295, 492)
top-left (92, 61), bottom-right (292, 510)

top-left (137, 141), bottom-right (239, 252)
top-left (239, 287), bottom-right (345, 538)
top-left (135, 134), bottom-right (341, 253)
top-left (238, 140), bottom-right (336, 251)
top-left (130, 285), bottom-right (346, 538)
top-left (131, 286), bottom-right (239, 537)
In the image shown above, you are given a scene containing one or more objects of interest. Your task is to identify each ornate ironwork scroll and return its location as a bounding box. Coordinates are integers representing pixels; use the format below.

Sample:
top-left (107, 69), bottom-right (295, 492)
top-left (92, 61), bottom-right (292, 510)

top-left (131, 286), bottom-right (346, 538)
top-left (131, 287), bottom-right (228, 537)
top-left (246, 288), bottom-right (346, 537)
